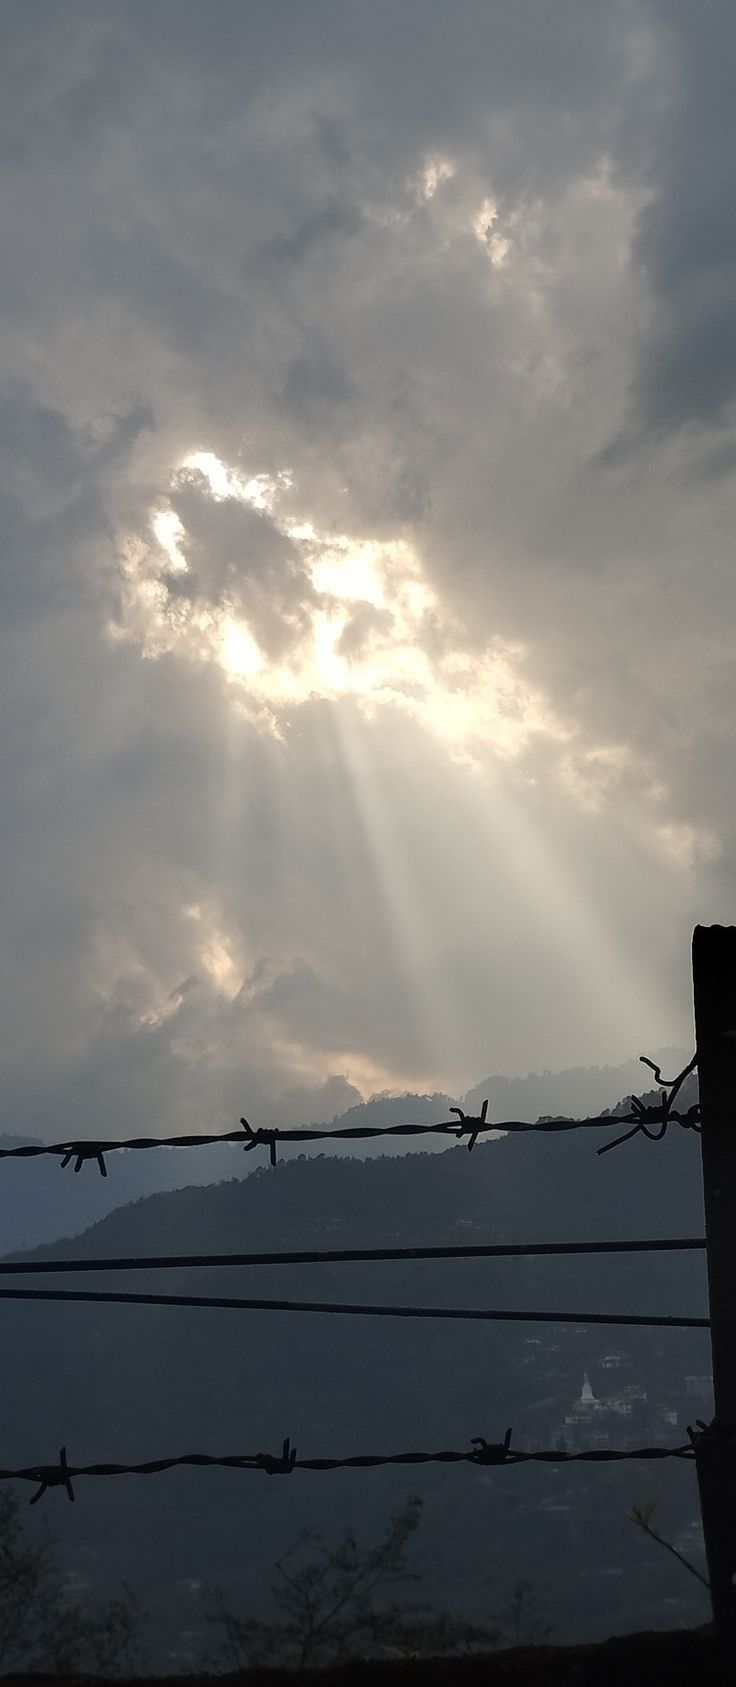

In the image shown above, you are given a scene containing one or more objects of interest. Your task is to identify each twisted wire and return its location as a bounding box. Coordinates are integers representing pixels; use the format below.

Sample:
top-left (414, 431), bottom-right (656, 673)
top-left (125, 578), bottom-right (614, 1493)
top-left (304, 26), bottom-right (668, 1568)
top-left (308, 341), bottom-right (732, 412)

top-left (0, 1055), bottom-right (699, 1175)
top-left (5, 1431), bottom-right (697, 1504)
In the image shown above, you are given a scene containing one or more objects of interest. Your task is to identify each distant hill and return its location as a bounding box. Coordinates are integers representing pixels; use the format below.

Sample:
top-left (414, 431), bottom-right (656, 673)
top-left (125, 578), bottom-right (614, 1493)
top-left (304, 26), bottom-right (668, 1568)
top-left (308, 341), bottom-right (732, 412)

top-left (463, 1048), bottom-right (692, 1122)
top-left (0, 1130), bottom-right (250, 1254)
top-left (0, 1050), bottom-right (693, 1252)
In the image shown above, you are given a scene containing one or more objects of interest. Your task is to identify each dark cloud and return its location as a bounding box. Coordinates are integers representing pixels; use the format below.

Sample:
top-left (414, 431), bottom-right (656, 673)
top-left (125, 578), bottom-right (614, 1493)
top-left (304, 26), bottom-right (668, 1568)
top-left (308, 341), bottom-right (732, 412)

top-left (0, 385), bottom-right (151, 623)
top-left (608, 2), bottom-right (736, 440)
top-left (167, 482), bottom-right (316, 657)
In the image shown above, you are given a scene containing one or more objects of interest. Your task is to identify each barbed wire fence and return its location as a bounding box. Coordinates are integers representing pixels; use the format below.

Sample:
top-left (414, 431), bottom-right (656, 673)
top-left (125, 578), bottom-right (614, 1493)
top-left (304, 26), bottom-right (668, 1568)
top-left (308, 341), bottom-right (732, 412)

top-left (0, 1056), bottom-right (708, 1411)
top-left (0, 1051), bottom-right (700, 1175)
top-left (11, 1432), bottom-right (699, 1508)
top-left (1, 928), bottom-right (733, 1651)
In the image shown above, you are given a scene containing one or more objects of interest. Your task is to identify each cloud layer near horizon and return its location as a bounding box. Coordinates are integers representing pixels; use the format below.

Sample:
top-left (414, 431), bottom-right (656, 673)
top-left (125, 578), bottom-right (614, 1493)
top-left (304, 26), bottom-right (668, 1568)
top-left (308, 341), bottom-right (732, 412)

top-left (1, 1), bottom-right (733, 1140)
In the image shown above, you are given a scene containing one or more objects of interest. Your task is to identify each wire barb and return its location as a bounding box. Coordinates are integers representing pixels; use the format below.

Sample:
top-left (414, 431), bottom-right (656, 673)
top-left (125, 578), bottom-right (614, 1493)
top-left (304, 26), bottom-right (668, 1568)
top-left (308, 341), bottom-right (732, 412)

top-left (639, 1053), bottom-right (698, 1098)
top-left (29, 1445), bottom-right (75, 1506)
top-left (257, 1437), bottom-right (297, 1475)
top-left (470, 1428), bottom-right (513, 1465)
top-left (240, 1118), bottom-right (279, 1167)
top-left (449, 1099), bottom-right (489, 1152)
top-left (597, 1053), bottom-right (699, 1156)
top-left (686, 1417), bottom-right (736, 1454)
top-left (60, 1146), bottom-right (108, 1177)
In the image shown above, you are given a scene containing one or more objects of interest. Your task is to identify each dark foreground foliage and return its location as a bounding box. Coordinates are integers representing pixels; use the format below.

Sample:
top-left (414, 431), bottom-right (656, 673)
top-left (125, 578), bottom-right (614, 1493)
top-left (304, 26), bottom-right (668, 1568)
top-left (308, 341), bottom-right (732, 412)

top-left (0, 1624), bottom-right (728, 1687)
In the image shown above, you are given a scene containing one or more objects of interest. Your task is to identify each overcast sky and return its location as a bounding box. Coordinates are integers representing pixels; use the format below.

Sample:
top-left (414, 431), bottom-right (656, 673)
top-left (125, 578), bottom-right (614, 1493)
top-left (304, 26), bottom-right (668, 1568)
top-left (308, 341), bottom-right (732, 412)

top-left (1, 0), bottom-right (733, 1143)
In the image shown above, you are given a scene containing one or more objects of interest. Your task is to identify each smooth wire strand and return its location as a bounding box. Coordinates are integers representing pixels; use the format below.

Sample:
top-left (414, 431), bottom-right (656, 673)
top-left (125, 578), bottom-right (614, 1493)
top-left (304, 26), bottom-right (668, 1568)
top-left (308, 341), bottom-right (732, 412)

top-left (0, 1237), bottom-right (708, 1275)
top-left (0, 1285), bottom-right (709, 1328)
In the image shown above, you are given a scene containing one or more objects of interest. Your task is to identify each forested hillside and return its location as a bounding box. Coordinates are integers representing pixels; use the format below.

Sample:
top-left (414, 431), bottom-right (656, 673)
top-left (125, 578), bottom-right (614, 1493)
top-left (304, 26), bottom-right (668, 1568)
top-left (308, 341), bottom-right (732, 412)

top-left (0, 1049), bottom-right (689, 1252)
top-left (0, 1097), bottom-right (711, 1671)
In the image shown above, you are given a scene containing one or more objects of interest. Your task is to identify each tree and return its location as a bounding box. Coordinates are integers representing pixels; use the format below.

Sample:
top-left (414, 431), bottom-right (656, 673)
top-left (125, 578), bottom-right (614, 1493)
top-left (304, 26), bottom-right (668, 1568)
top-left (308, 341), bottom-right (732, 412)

top-left (626, 1497), bottom-right (710, 1592)
top-left (208, 1496), bottom-right (498, 1670)
top-left (0, 1486), bottom-right (144, 1675)
top-left (494, 1579), bottom-right (553, 1649)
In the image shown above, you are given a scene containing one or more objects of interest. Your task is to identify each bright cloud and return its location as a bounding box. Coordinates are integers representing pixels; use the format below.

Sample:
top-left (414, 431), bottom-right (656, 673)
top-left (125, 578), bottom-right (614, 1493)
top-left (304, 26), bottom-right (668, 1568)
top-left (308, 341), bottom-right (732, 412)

top-left (119, 449), bottom-right (570, 771)
top-left (119, 443), bottom-right (711, 880)
top-left (119, 448), bottom-right (580, 776)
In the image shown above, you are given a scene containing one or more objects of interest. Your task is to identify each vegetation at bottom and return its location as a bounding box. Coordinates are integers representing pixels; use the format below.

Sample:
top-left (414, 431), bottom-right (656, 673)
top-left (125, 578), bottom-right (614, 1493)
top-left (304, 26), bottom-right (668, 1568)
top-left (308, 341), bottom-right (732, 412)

top-left (206, 1496), bottom-right (551, 1671)
top-left (0, 1483), bottom-right (721, 1684)
top-left (0, 1485), bottom-right (555, 1677)
top-left (0, 1489), bottom-right (143, 1675)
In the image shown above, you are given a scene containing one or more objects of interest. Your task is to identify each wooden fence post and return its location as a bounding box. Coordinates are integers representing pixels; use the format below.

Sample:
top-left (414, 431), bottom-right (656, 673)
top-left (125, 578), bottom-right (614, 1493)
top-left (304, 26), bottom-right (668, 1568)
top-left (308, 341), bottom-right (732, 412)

top-left (691, 924), bottom-right (736, 1648)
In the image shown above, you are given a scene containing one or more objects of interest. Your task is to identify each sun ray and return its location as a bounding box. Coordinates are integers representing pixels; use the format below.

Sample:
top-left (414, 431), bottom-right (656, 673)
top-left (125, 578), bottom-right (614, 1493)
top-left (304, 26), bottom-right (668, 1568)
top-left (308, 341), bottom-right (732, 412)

top-left (326, 703), bottom-right (467, 1092)
top-left (111, 446), bottom-right (693, 1088)
top-left (470, 772), bottom-right (681, 1065)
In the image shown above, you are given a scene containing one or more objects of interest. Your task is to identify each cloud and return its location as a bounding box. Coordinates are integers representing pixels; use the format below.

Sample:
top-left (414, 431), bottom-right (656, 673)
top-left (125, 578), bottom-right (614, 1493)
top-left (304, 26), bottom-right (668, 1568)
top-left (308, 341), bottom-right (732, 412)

top-left (605, 3), bottom-right (736, 442)
top-left (0, 2), bottom-right (732, 1148)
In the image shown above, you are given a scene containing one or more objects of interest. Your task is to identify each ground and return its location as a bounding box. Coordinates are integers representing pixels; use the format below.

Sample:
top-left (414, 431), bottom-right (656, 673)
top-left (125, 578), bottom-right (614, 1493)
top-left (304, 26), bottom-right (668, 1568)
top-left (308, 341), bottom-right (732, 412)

top-left (0, 1624), bottom-right (728, 1687)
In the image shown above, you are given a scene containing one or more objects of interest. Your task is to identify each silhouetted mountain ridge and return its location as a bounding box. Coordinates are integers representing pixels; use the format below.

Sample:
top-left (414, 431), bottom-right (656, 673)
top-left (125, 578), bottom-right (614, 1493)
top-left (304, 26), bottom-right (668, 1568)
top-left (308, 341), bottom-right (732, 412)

top-left (463, 1048), bottom-right (692, 1121)
top-left (0, 1047), bottom-right (693, 1253)
top-left (0, 1063), bottom-right (709, 1668)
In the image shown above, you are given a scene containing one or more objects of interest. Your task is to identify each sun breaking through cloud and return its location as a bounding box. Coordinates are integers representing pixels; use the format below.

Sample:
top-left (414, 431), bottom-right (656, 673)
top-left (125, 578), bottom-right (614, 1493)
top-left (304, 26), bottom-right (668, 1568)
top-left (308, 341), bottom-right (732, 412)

top-left (0, 0), bottom-right (732, 1142)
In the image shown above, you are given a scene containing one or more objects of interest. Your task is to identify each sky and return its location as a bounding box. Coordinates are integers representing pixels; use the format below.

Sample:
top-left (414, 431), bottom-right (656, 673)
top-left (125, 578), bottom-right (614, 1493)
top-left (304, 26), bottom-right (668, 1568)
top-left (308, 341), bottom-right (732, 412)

top-left (1, 0), bottom-right (733, 1144)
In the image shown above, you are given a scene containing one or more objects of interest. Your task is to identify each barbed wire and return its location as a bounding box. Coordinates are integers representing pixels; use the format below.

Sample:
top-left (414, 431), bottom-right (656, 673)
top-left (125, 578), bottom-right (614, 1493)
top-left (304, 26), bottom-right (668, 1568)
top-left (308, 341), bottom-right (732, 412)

top-left (0, 1284), bottom-right (710, 1328)
top-left (597, 1053), bottom-right (699, 1156)
top-left (0, 1055), bottom-right (699, 1176)
top-left (0, 1236), bottom-right (707, 1277)
top-left (6, 1430), bottom-right (698, 1504)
